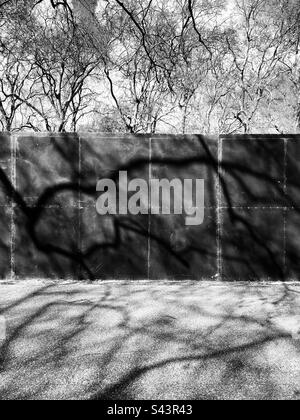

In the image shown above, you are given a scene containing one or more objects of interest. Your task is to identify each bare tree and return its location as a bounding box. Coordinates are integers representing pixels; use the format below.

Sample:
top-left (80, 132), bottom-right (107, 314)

top-left (1, 0), bottom-right (299, 134)
top-left (0, 51), bottom-right (38, 131)
top-left (96, 0), bottom-right (225, 133)
top-left (275, 0), bottom-right (300, 131)
top-left (7, 2), bottom-right (103, 131)
top-left (97, 0), bottom-right (176, 133)
top-left (202, 0), bottom-right (292, 134)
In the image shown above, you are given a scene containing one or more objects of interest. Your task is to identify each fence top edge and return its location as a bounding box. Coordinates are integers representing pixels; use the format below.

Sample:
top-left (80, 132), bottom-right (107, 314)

top-left (220, 134), bottom-right (300, 139)
top-left (1, 132), bottom-right (300, 140)
top-left (0, 132), bottom-right (219, 140)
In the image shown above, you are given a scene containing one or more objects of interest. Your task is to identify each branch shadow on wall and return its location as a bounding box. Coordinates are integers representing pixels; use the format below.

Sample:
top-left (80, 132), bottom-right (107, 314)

top-left (0, 133), bottom-right (299, 281)
top-left (0, 134), bottom-right (300, 399)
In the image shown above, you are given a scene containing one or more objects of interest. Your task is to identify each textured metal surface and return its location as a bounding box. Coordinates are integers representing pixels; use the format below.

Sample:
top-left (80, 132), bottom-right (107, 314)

top-left (0, 133), bottom-right (299, 281)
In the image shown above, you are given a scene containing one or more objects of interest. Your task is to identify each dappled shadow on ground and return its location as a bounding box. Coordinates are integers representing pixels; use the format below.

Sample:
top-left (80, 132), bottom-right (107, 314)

top-left (0, 133), bottom-right (300, 281)
top-left (0, 282), bottom-right (300, 400)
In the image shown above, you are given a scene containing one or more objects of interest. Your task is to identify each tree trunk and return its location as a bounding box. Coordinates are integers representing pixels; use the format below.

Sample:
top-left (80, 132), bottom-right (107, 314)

top-left (181, 103), bottom-right (189, 134)
top-left (296, 94), bottom-right (300, 132)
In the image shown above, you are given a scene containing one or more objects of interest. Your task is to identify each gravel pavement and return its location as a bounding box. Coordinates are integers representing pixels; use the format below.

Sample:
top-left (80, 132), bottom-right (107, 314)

top-left (0, 281), bottom-right (300, 400)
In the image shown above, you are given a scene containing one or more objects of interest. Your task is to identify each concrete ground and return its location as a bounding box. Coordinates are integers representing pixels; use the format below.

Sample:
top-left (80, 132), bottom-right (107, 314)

top-left (0, 281), bottom-right (300, 400)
